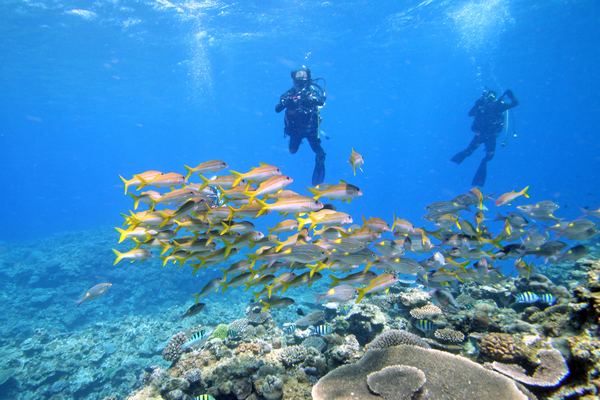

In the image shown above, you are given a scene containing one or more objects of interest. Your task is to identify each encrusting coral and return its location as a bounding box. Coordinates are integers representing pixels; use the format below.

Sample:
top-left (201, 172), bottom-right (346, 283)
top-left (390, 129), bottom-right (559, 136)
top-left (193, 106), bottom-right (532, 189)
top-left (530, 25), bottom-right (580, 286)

top-left (491, 348), bottom-right (569, 388)
top-left (366, 365), bottom-right (428, 400)
top-left (366, 329), bottom-right (431, 350)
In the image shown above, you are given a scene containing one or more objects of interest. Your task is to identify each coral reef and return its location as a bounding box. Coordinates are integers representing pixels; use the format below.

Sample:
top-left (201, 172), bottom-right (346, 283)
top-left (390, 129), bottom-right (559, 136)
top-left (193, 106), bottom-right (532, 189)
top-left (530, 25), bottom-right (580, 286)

top-left (342, 303), bottom-right (386, 345)
top-left (491, 348), bottom-right (569, 388)
top-left (366, 365), bottom-right (428, 400)
top-left (366, 329), bottom-right (431, 350)
top-left (312, 345), bottom-right (529, 399)
top-left (162, 332), bottom-right (188, 362)
top-left (409, 304), bottom-right (442, 320)
top-left (433, 327), bottom-right (465, 343)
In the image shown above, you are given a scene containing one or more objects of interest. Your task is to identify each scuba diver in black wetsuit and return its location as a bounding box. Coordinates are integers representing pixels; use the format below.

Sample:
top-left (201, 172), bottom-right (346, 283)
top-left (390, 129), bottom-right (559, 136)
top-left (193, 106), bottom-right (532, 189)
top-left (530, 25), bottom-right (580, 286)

top-left (451, 89), bottom-right (519, 187)
top-left (275, 67), bottom-right (327, 185)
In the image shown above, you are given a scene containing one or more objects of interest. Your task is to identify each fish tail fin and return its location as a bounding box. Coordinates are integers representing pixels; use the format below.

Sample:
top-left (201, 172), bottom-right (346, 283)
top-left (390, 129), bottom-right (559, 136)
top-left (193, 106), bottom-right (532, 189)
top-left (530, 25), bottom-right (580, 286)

top-left (296, 215), bottom-right (310, 231)
top-left (198, 174), bottom-right (210, 190)
top-left (307, 187), bottom-right (322, 200)
top-left (356, 287), bottom-right (367, 303)
top-left (255, 199), bottom-right (269, 217)
top-left (230, 170), bottom-right (245, 187)
top-left (136, 174), bottom-right (149, 190)
top-left (184, 165), bottom-right (195, 181)
top-left (220, 222), bottom-right (231, 236)
top-left (266, 284), bottom-right (274, 298)
top-left (127, 192), bottom-right (142, 210)
top-left (329, 275), bottom-right (341, 287)
top-left (160, 243), bottom-right (171, 256)
top-left (259, 300), bottom-right (271, 312)
top-left (119, 175), bottom-right (130, 194)
top-left (275, 240), bottom-right (286, 253)
top-left (115, 227), bottom-right (129, 243)
top-left (222, 239), bottom-right (233, 259)
top-left (112, 249), bottom-right (124, 266)
top-left (522, 185), bottom-right (530, 198)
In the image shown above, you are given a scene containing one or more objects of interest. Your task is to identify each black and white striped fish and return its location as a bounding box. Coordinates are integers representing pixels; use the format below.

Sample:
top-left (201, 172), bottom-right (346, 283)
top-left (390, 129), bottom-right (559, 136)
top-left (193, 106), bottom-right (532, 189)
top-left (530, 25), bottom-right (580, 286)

top-left (283, 323), bottom-right (297, 335)
top-left (182, 328), bottom-right (210, 350)
top-left (309, 324), bottom-right (333, 336)
top-left (515, 291), bottom-right (540, 304)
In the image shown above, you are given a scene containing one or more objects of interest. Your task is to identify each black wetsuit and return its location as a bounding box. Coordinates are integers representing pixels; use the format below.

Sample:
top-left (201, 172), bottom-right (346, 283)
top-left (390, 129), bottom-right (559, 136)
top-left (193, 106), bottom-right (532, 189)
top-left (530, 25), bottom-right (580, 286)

top-left (275, 83), bottom-right (326, 185)
top-left (451, 91), bottom-right (519, 186)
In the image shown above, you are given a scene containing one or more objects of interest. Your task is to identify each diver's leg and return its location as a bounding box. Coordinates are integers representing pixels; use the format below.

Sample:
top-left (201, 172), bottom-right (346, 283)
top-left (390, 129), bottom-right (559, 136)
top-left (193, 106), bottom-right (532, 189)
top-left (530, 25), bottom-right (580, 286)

top-left (451, 135), bottom-right (481, 164)
top-left (472, 136), bottom-right (496, 187)
top-left (288, 133), bottom-right (302, 154)
top-left (307, 134), bottom-right (326, 185)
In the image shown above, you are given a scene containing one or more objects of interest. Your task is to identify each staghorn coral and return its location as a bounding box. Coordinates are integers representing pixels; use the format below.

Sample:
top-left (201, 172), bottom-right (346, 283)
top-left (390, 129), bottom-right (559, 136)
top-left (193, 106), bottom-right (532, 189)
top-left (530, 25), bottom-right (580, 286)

top-left (312, 345), bottom-right (528, 399)
top-left (433, 328), bottom-right (465, 343)
top-left (366, 365), bottom-right (428, 400)
top-left (162, 332), bottom-right (187, 362)
top-left (491, 349), bottom-right (569, 388)
top-left (366, 329), bottom-right (430, 350)
top-left (409, 304), bottom-right (442, 320)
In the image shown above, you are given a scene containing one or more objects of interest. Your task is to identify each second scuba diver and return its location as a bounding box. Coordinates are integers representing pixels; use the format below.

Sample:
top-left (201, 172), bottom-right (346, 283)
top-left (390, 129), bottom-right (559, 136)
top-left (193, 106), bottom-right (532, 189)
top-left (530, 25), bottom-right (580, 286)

top-left (275, 67), bottom-right (327, 186)
top-left (451, 89), bottom-right (519, 187)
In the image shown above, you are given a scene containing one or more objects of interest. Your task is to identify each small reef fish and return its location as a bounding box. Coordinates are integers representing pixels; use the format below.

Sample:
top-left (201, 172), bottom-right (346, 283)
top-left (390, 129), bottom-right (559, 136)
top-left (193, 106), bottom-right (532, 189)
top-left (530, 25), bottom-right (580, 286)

top-left (259, 296), bottom-right (295, 311)
top-left (316, 284), bottom-right (357, 303)
top-left (414, 319), bottom-right (435, 334)
top-left (539, 293), bottom-right (556, 305)
top-left (112, 248), bottom-right (151, 265)
top-left (256, 196), bottom-right (324, 217)
top-left (297, 209), bottom-right (353, 230)
top-left (194, 395), bottom-right (216, 400)
top-left (268, 219), bottom-right (299, 234)
top-left (196, 277), bottom-right (223, 298)
top-left (181, 328), bottom-right (210, 350)
top-left (515, 291), bottom-right (540, 304)
top-left (309, 324), bottom-right (333, 336)
top-left (119, 170), bottom-right (162, 194)
top-left (245, 175), bottom-right (294, 202)
top-left (517, 200), bottom-right (560, 221)
top-left (495, 186), bottom-right (530, 206)
top-left (431, 288), bottom-right (460, 310)
top-left (137, 172), bottom-right (185, 190)
top-left (282, 323), bottom-right (297, 335)
top-left (181, 302), bottom-right (206, 319)
top-left (231, 163), bottom-right (282, 186)
top-left (184, 160), bottom-right (228, 180)
top-left (356, 273), bottom-right (398, 303)
top-left (330, 270), bottom-right (377, 287)
top-left (308, 181), bottom-right (363, 202)
top-left (76, 283), bottom-right (112, 306)
top-left (349, 148), bottom-right (364, 175)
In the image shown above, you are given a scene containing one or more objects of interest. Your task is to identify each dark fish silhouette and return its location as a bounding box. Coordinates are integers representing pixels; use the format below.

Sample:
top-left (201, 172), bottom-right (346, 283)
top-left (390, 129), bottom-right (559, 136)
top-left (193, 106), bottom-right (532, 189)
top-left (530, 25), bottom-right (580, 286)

top-left (181, 302), bottom-right (206, 319)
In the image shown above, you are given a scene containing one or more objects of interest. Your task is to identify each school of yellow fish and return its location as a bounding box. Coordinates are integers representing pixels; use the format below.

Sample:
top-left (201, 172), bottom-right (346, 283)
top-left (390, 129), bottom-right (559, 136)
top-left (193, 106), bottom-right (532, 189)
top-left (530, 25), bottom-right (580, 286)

top-left (113, 153), bottom-right (599, 310)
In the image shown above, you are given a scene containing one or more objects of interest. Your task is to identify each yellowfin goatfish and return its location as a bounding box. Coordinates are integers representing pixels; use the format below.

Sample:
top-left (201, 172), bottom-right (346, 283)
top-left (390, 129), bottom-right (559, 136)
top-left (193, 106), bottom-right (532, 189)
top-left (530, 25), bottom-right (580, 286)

top-left (184, 160), bottom-right (228, 181)
top-left (76, 283), bottom-right (112, 306)
top-left (112, 248), bottom-right (151, 265)
top-left (244, 175), bottom-right (294, 203)
top-left (297, 209), bottom-right (353, 230)
top-left (495, 186), bottom-right (530, 206)
top-left (230, 163), bottom-right (282, 187)
top-left (316, 284), bottom-right (356, 303)
top-left (119, 170), bottom-right (162, 194)
top-left (137, 172), bottom-right (185, 190)
top-left (356, 273), bottom-right (398, 303)
top-left (256, 196), bottom-right (323, 217)
top-left (349, 148), bottom-right (364, 175)
top-left (308, 181), bottom-right (363, 202)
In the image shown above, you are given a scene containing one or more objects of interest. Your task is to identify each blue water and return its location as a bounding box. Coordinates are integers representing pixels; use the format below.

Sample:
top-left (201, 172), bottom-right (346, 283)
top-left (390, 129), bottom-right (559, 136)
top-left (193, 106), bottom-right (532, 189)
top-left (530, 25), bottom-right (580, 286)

top-left (1, 1), bottom-right (600, 399)
top-left (2, 0), bottom-right (599, 241)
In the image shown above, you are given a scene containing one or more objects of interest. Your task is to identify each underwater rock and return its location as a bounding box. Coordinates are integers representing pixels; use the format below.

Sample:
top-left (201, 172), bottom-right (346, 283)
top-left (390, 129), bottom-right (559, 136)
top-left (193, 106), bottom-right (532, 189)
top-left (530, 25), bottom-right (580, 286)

top-left (345, 303), bottom-right (386, 345)
top-left (254, 374), bottom-right (283, 400)
top-left (491, 349), bottom-right (569, 388)
top-left (328, 334), bottom-right (361, 366)
top-left (279, 345), bottom-right (311, 368)
top-left (366, 329), bottom-right (430, 350)
top-left (302, 336), bottom-right (327, 352)
top-left (312, 345), bottom-right (528, 400)
top-left (229, 318), bottom-right (252, 339)
top-left (366, 365), bottom-right (428, 400)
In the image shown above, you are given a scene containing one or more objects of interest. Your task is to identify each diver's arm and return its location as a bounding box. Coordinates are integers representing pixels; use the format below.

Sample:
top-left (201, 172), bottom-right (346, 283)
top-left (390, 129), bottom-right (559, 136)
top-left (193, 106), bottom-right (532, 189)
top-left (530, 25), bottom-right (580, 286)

top-left (275, 90), bottom-right (292, 113)
top-left (501, 90), bottom-right (519, 110)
